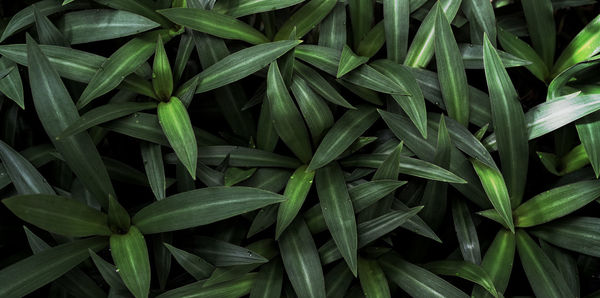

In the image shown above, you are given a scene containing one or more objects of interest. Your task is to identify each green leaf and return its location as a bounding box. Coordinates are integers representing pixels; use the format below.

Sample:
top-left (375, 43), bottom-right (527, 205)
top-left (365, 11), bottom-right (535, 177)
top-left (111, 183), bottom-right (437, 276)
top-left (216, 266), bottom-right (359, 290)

top-left (110, 225), bottom-right (151, 298)
top-left (462, 0), bottom-right (496, 45)
top-left (58, 102), bottom-right (157, 139)
top-left (521, 0), bottom-right (555, 67)
top-left (349, 0), bottom-right (374, 49)
top-left (290, 76), bottom-right (334, 143)
top-left (514, 180), bottom-right (600, 227)
top-left (58, 9), bottom-right (160, 44)
top-left (356, 21), bottom-right (385, 58)
top-left (133, 186), bottom-right (285, 233)
top-left (539, 240), bottom-right (580, 297)
top-left (157, 274), bottom-right (256, 298)
top-left (516, 230), bottom-right (573, 298)
top-left (404, 0), bottom-right (462, 68)
top-left (483, 34), bottom-right (528, 206)
top-left (459, 43), bottom-right (532, 69)
top-left (472, 229), bottom-right (515, 298)
top-left (179, 145), bottom-right (301, 168)
top-left (78, 30), bottom-right (171, 108)
top-left (0, 0), bottom-right (86, 42)
top-left (452, 198), bottom-right (482, 264)
top-left (383, 0), bottom-right (409, 63)
top-left (0, 237), bottom-right (107, 298)
top-left (294, 45), bottom-right (408, 94)
top-left (2, 194), bottom-right (111, 236)
top-left (424, 260), bottom-right (498, 297)
top-left (308, 105), bottom-right (379, 170)
top-left (484, 93), bottom-right (600, 150)
top-left (164, 243), bottom-right (214, 280)
top-left (22, 227), bottom-right (106, 298)
top-left (0, 44), bottom-right (146, 84)
top-left (213, 0), bottom-right (304, 18)
top-left (108, 195), bottom-right (131, 232)
top-left (158, 96), bottom-right (197, 178)
top-left (26, 34), bottom-right (115, 207)
top-left (0, 140), bottom-right (54, 195)
top-left (0, 57), bottom-right (25, 109)
top-left (380, 253), bottom-right (470, 298)
top-left (552, 14), bottom-right (600, 77)
top-left (434, 4), bottom-right (470, 126)
top-left (370, 60), bottom-right (428, 138)
top-left (341, 154), bottom-right (467, 183)
top-left (267, 61), bottom-right (313, 163)
top-left (325, 260), bottom-right (354, 297)
top-left (531, 217), bottom-right (600, 258)
top-left (276, 165), bottom-right (315, 238)
top-left (89, 250), bottom-right (126, 290)
top-left (256, 100), bottom-right (279, 152)
top-left (194, 236), bottom-right (268, 266)
top-left (274, 0), bottom-right (337, 41)
top-left (93, 0), bottom-right (172, 28)
top-left (471, 159), bottom-right (515, 232)
top-left (178, 40), bottom-right (300, 96)
top-left (279, 218), bottom-right (326, 298)
top-left (358, 257), bottom-right (391, 298)
top-left (318, 2), bottom-right (347, 50)
top-left (250, 257), bottom-right (283, 298)
top-left (294, 61), bottom-right (355, 108)
top-left (141, 142), bottom-right (165, 200)
top-left (499, 27), bottom-right (550, 81)
top-left (158, 8), bottom-right (268, 44)
top-left (337, 45), bottom-right (369, 78)
top-left (224, 167), bottom-right (256, 186)
top-left (153, 35), bottom-right (173, 101)
top-left (316, 162), bottom-right (358, 276)
top-left (33, 4), bottom-right (69, 46)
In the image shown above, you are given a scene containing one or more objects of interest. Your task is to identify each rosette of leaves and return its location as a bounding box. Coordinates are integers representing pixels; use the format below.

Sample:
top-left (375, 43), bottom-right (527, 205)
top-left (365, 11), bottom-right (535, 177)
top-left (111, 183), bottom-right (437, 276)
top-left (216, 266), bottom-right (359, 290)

top-left (0, 0), bottom-right (599, 297)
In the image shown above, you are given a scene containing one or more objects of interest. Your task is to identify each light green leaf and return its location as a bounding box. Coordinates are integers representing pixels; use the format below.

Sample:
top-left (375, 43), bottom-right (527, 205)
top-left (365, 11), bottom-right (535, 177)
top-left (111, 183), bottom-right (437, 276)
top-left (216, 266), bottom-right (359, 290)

top-left (459, 43), bottom-right (532, 69)
top-left (471, 159), bottom-right (515, 232)
top-left (133, 186), bottom-right (286, 233)
top-left (472, 229), bottom-right (515, 298)
top-left (318, 2), bottom-right (347, 50)
top-left (337, 44), bottom-right (369, 78)
top-left (158, 96), bottom-right (197, 178)
top-left (434, 4), bottom-right (470, 126)
top-left (552, 14), bottom-right (600, 77)
top-left (483, 34), bottom-right (528, 206)
top-left (514, 180), bottom-right (600, 227)
top-left (153, 35), bottom-right (173, 100)
top-left (157, 274), bottom-right (256, 298)
top-left (424, 260), bottom-right (498, 297)
top-left (110, 226), bottom-right (151, 298)
top-left (276, 165), bottom-right (315, 238)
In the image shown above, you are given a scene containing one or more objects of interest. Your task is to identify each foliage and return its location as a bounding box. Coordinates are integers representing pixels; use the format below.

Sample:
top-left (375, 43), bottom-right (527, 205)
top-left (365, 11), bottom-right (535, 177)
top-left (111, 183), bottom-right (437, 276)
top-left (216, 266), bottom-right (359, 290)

top-left (0, 0), bottom-right (599, 297)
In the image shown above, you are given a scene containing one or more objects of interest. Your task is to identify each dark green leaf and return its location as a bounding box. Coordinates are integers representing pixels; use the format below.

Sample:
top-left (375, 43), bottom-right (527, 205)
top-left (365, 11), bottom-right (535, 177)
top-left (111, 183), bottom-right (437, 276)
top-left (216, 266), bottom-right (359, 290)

top-left (424, 260), bottom-right (498, 297)
top-left (133, 186), bottom-right (286, 233)
top-left (274, 0), bottom-right (337, 41)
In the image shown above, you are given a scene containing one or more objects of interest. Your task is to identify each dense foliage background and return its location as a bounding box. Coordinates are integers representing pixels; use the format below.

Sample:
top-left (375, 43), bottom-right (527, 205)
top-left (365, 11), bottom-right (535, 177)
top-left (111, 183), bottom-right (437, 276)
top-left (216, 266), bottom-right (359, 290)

top-left (0, 0), bottom-right (599, 297)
